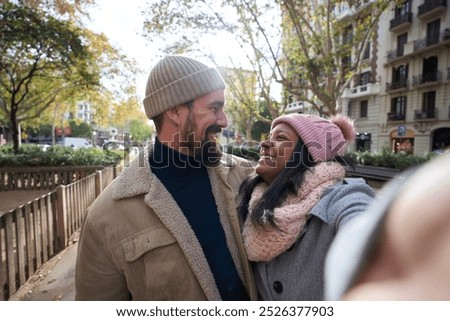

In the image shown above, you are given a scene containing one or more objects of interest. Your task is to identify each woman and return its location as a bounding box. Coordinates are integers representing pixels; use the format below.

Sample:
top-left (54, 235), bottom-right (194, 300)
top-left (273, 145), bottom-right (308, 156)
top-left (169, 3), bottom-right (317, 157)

top-left (238, 113), bottom-right (375, 300)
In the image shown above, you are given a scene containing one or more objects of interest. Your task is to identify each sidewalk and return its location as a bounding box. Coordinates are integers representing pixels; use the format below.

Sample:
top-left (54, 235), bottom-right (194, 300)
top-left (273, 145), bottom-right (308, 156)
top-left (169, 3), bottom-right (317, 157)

top-left (8, 232), bottom-right (79, 301)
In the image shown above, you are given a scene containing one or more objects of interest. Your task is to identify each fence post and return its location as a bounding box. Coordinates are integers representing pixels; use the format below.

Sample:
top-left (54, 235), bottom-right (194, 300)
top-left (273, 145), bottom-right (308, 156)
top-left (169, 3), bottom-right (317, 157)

top-left (95, 170), bottom-right (102, 197)
top-left (55, 185), bottom-right (67, 251)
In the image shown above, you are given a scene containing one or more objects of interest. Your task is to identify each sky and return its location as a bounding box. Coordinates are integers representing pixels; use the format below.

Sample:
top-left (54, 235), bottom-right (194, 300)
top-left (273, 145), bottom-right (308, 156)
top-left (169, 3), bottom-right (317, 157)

top-left (84, 0), bottom-right (282, 113)
top-left (85, 0), bottom-right (245, 101)
top-left (86, 0), bottom-right (158, 100)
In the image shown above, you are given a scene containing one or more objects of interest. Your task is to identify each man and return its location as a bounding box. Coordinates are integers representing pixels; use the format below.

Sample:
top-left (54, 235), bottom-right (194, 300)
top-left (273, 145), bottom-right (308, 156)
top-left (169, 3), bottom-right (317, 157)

top-left (75, 55), bottom-right (257, 300)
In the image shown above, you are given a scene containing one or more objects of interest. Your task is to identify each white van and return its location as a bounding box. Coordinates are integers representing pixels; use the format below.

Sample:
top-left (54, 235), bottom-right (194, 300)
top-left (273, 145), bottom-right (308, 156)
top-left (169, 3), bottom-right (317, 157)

top-left (63, 137), bottom-right (93, 149)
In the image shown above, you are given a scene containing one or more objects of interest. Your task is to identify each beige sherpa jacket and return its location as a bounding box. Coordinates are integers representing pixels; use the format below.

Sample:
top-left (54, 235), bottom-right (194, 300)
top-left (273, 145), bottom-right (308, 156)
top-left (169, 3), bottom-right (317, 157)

top-left (75, 147), bottom-right (257, 300)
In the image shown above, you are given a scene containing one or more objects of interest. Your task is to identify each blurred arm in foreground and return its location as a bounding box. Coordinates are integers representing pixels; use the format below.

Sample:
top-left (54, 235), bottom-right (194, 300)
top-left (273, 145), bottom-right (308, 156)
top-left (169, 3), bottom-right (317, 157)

top-left (325, 152), bottom-right (450, 300)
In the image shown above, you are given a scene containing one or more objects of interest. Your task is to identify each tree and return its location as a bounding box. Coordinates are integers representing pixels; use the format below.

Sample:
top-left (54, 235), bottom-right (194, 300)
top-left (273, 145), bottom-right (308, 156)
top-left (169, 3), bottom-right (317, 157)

top-left (141, 0), bottom-right (283, 127)
top-left (220, 67), bottom-right (259, 140)
top-left (141, 0), bottom-right (395, 119)
top-left (17, 0), bottom-right (95, 21)
top-left (110, 86), bottom-right (143, 135)
top-left (0, 1), bottom-right (100, 153)
top-left (129, 119), bottom-right (152, 143)
top-left (279, 0), bottom-right (395, 115)
top-left (69, 119), bottom-right (93, 138)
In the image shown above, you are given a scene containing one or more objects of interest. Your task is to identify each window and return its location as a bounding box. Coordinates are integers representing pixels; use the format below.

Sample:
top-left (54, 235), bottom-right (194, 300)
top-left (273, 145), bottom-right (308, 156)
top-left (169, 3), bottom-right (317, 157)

top-left (390, 96), bottom-right (407, 120)
top-left (342, 55), bottom-right (351, 72)
top-left (394, 138), bottom-right (414, 155)
top-left (356, 133), bottom-right (371, 152)
top-left (363, 42), bottom-right (370, 60)
top-left (347, 102), bottom-right (352, 117)
top-left (422, 56), bottom-right (438, 82)
top-left (394, 0), bottom-right (411, 17)
top-left (360, 71), bottom-right (371, 86)
top-left (397, 33), bottom-right (408, 57)
top-left (343, 25), bottom-right (353, 45)
top-left (427, 19), bottom-right (440, 46)
top-left (422, 91), bottom-right (436, 117)
top-left (392, 64), bottom-right (408, 89)
top-left (360, 101), bottom-right (368, 118)
top-left (355, 71), bottom-right (371, 87)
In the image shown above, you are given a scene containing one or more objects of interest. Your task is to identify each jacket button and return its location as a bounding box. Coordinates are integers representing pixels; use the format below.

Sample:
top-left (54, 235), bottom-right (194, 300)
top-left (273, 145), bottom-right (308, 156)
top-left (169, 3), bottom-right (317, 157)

top-left (273, 281), bottom-right (283, 293)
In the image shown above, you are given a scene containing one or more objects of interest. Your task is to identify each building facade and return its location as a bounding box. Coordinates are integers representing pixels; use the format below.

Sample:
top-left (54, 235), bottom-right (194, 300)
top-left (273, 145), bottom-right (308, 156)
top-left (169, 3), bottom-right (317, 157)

top-left (347, 0), bottom-right (450, 155)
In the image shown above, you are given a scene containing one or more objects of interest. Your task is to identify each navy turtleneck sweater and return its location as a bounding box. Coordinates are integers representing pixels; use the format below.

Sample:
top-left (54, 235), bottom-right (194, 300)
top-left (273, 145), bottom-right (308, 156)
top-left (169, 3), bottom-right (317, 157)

top-left (149, 138), bottom-right (248, 300)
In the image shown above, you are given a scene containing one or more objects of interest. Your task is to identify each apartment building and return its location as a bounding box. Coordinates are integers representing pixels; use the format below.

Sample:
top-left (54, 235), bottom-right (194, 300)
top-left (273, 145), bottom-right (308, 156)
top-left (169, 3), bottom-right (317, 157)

top-left (74, 101), bottom-right (94, 123)
top-left (347, 0), bottom-right (450, 155)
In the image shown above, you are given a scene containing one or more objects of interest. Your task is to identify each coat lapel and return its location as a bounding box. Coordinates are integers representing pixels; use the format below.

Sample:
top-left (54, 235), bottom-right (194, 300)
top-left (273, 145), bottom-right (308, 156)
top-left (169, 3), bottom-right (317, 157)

top-left (144, 177), bottom-right (221, 300)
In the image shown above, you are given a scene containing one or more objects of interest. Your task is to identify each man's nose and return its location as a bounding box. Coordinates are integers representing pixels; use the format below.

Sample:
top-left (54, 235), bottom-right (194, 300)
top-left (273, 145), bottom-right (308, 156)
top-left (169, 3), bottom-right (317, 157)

top-left (216, 109), bottom-right (228, 128)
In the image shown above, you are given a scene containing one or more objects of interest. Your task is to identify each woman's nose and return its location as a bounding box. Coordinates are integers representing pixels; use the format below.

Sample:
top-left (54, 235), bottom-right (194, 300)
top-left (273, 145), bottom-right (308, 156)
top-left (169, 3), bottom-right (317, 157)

top-left (260, 139), bottom-right (273, 151)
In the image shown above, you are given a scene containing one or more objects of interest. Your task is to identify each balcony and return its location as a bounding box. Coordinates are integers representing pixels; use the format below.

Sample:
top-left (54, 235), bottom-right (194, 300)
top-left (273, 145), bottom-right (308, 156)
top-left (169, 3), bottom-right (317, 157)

top-left (285, 101), bottom-right (305, 114)
top-left (413, 29), bottom-right (450, 52)
top-left (418, 0), bottom-right (447, 20)
top-left (412, 70), bottom-right (442, 87)
top-left (387, 112), bottom-right (406, 122)
top-left (386, 79), bottom-right (408, 91)
top-left (389, 12), bottom-right (413, 32)
top-left (387, 47), bottom-right (405, 61)
top-left (414, 108), bottom-right (437, 120)
top-left (342, 82), bottom-right (380, 99)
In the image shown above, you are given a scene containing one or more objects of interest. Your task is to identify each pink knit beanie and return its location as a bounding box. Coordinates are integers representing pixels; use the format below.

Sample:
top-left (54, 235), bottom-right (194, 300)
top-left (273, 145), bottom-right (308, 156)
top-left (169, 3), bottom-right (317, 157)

top-left (271, 114), bottom-right (355, 162)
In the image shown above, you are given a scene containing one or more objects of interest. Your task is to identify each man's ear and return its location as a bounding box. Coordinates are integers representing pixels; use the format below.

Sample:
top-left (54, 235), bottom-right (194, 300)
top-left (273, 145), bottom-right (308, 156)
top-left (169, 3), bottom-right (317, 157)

top-left (164, 106), bottom-right (183, 127)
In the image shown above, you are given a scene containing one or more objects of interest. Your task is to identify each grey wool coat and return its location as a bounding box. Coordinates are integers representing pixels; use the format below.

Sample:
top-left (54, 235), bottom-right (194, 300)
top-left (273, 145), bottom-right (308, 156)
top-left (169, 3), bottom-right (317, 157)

top-left (75, 147), bottom-right (257, 300)
top-left (252, 179), bottom-right (375, 301)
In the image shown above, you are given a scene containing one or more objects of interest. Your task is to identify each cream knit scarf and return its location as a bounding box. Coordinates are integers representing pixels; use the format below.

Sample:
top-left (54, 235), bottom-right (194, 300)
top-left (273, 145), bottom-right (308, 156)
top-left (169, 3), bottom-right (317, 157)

top-left (242, 162), bottom-right (345, 262)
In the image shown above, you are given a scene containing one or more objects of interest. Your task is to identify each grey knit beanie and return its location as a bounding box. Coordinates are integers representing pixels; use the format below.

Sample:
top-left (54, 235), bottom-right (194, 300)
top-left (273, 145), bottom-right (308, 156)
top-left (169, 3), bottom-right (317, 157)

top-left (143, 55), bottom-right (226, 119)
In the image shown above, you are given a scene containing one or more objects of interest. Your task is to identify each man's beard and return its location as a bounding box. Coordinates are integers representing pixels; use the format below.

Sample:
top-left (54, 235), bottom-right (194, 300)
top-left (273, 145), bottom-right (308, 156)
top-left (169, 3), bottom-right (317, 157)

top-left (180, 113), bottom-right (223, 167)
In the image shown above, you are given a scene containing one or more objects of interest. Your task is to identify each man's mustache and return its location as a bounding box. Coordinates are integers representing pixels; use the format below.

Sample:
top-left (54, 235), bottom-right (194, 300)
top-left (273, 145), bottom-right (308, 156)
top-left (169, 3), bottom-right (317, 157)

top-left (205, 125), bottom-right (222, 137)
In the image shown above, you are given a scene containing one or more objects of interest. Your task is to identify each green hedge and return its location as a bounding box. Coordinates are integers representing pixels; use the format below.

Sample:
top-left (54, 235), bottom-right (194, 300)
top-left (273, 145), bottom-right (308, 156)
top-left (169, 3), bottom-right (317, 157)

top-left (0, 144), bottom-right (121, 167)
top-left (224, 144), bottom-right (436, 171)
top-left (6, 144), bottom-right (432, 170)
top-left (346, 148), bottom-right (436, 171)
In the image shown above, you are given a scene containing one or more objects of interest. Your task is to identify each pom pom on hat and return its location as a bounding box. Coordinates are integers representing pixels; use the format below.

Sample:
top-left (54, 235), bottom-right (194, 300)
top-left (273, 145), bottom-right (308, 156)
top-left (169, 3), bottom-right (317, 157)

top-left (330, 114), bottom-right (356, 142)
top-left (143, 55), bottom-right (226, 119)
top-left (271, 113), bottom-right (355, 162)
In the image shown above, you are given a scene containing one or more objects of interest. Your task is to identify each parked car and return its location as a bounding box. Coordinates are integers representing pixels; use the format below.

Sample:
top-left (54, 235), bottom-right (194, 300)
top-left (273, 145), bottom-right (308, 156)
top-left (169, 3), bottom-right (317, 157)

top-left (37, 144), bottom-right (51, 151)
top-left (102, 140), bottom-right (125, 151)
top-left (63, 137), bottom-right (93, 149)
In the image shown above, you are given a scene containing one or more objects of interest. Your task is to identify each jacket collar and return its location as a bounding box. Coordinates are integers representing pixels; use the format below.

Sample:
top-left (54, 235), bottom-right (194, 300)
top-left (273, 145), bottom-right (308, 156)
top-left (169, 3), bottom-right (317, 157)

top-left (112, 144), bottom-right (238, 201)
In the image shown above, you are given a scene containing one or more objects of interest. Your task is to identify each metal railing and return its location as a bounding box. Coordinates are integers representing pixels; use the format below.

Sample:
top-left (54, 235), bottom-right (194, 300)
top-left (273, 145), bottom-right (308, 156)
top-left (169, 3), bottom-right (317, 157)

top-left (418, 0), bottom-right (447, 16)
top-left (389, 12), bottom-right (413, 30)
top-left (414, 29), bottom-right (450, 51)
top-left (412, 70), bottom-right (442, 86)
top-left (386, 79), bottom-right (408, 91)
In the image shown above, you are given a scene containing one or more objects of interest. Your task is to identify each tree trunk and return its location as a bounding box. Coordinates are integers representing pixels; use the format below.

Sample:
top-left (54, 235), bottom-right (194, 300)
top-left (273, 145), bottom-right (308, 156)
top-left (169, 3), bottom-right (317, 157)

top-left (10, 108), bottom-right (19, 154)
